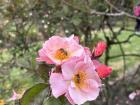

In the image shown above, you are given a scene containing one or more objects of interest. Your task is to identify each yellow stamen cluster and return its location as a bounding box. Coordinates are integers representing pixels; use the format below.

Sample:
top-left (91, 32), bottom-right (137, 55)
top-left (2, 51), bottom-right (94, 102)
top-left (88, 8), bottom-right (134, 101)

top-left (55, 48), bottom-right (69, 60)
top-left (73, 71), bottom-right (87, 88)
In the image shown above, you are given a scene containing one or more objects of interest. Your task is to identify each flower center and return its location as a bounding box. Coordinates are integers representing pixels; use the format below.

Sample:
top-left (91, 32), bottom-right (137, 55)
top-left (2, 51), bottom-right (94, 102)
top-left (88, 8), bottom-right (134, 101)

top-left (73, 71), bottom-right (86, 88)
top-left (55, 48), bottom-right (69, 60)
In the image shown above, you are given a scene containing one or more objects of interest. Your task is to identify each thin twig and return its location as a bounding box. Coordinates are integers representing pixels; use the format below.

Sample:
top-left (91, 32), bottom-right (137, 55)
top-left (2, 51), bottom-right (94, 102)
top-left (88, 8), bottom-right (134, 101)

top-left (110, 54), bottom-right (140, 59)
top-left (105, 0), bottom-right (140, 20)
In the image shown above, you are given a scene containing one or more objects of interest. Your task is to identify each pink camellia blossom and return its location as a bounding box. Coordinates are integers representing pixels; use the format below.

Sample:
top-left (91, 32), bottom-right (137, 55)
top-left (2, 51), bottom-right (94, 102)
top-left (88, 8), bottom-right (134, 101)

top-left (49, 57), bottom-right (101, 105)
top-left (96, 64), bottom-right (112, 78)
top-left (8, 90), bottom-right (23, 101)
top-left (134, 6), bottom-right (140, 16)
top-left (36, 35), bottom-right (84, 65)
top-left (93, 41), bottom-right (107, 57)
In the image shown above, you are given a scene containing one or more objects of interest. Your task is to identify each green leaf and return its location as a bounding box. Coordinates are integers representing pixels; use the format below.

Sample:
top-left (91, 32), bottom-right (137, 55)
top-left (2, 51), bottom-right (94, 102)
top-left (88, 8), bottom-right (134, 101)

top-left (83, 102), bottom-right (90, 105)
top-left (44, 97), bottom-right (62, 105)
top-left (71, 16), bottom-right (82, 26)
top-left (47, 0), bottom-right (60, 8)
top-left (20, 83), bottom-right (48, 105)
top-left (134, 0), bottom-right (139, 4)
top-left (71, 0), bottom-right (90, 13)
top-left (44, 96), bottom-right (69, 105)
top-left (36, 63), bottom-right (53, 82)
top-left (63, 5), bottom-right (69, 15)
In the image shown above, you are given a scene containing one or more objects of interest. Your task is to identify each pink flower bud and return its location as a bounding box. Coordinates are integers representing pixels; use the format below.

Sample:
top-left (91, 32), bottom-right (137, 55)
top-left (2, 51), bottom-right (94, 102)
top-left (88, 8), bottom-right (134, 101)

top-left (93, 41), bottom-right (107, 57)
top-left (8, 90), bottom-right (23, 101)
top-left (134, 6), bottom-right (140, 16)
top-left (96, 64), bottom-right (112, 78)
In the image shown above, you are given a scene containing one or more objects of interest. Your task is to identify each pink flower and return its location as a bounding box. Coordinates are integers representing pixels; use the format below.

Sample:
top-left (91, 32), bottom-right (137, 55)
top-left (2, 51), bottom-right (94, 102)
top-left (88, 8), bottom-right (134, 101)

top-left (49, 57), bottom-right (101, 105)
top-left (96, 64), bottom-right (112, 78)
top-left (128, 90), bottom-right (140, 100)
top-left (9, 90), bottom-right (23, 101)
top-left (93, 41), bottom-right (107, 57)
top-left (36, 35), bottom-right (84, 65)
top-left (129, 92), bottom-right (137, 100)
top-left (134, 6), bottom-right (140, 16)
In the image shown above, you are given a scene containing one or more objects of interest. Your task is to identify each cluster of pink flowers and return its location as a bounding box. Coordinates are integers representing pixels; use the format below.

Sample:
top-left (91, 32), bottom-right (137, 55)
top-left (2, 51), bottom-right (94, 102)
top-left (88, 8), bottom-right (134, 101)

top-left (134, 6), bottom-right (140, 16)
top-left (37, 35), bottom-right (112, 105)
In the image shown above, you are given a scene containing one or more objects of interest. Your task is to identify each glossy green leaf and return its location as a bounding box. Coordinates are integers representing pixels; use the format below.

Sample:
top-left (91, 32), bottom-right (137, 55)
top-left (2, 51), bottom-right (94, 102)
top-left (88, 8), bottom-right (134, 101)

top-left (20, 83), bottom-right (48, 105)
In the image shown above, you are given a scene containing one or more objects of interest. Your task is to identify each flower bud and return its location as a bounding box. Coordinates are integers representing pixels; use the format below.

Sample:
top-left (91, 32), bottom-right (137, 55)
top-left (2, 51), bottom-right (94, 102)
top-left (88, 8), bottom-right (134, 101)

top-left (93, 41), bottom-right (107, 57)
top-left (134, 6), bottom-right (140, 16)
top-left (96, 64), bottom-right (112, 78)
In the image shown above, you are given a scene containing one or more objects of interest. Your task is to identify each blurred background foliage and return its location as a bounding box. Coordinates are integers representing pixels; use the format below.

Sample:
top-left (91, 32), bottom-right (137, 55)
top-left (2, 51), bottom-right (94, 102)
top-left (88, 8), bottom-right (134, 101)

top-left (0, 0), bottom-right (140, 105)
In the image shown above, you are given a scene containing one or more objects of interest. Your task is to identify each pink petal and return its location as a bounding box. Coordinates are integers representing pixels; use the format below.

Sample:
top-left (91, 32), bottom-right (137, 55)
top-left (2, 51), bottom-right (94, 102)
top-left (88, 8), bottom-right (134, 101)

top-left (43, 36), bottom-right (67, 50)
top-left (65, 92), bottom-right (75, 105)
top-left (74, 61), bottom-right (89, 73)
top-left (36, 49), bottom-right (54, 64)
top-left (61, 57), bottom-right (81, 80)
top-left (67, 35), bottom-right (79, 43)
top-left (67, 39), bottom-right (84, 57)
top-left (73, 35), bottom-right (80, 43)
top-left (129, 92), bottom-right (137, 100)
top-left (49, 73), bottom-right (67, 98)
top-left (84, 47), bottom-right (92, 56)
top-left (69, 80), bottom-right (100, 104)
top-left (68, 86), bottom-right (87, 105)
top-left (9, 90), bottom-right (21, 101)
top-left (85, 69), bottom-right (101, 85)
top-left (81, 79), bottom-right (100, 101)
top-left (83, 54), bottom-right (93, 64)
top-left (74, 61), bottom-right (101, 85)
top-left (92, 60), bottom-right (101, 68)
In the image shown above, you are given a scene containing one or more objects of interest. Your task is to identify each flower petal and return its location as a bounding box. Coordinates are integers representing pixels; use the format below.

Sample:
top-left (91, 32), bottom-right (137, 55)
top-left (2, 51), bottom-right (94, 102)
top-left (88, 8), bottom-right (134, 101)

top-left (61, 57), bottom-right (80, 80)
top-left (69, 86), bottom-right (87, 105)
top-left (36, 49), bottom-right (54, 64)
top-left (49, 73), bottom-right (67, 98)
top-left (74, 61), bottom-right (101, 85)
top-left (81, 79), bottom-right (100, 101)
top-left (65, 92), bottom-right (75, 105)
top-left (92, 59), bottom-right (101, 68)
top-left (67, 35), bottom-right (79, 43)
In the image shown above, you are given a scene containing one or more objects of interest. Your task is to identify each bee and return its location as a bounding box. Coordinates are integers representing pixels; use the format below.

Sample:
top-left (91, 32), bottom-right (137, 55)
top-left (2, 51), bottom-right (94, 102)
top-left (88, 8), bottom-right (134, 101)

top-left (75, 74), bottom-right (81, 84)
top-left (59, 48), bottom-right (68, 56)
